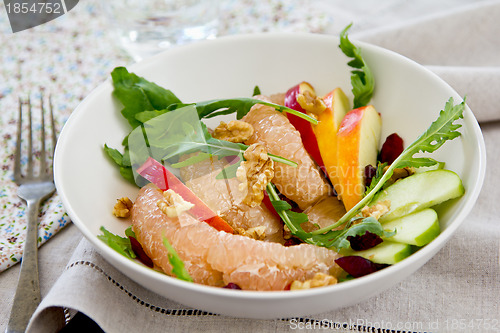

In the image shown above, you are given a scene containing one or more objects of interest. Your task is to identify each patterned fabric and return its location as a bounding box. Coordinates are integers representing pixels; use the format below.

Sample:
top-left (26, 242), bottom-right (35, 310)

top-left (0, 0), bottom-right (333, 271)
top-left (0, 2), bottom-right (132, 271)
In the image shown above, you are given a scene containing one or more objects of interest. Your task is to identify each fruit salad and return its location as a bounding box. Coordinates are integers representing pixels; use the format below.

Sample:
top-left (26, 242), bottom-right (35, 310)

top-left (99, 26), bottom-right (466, 291)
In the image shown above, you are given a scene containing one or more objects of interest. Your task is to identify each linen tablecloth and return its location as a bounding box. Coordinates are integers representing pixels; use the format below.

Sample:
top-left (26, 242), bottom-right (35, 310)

top-left (0, 1), bottom-right (499, 332)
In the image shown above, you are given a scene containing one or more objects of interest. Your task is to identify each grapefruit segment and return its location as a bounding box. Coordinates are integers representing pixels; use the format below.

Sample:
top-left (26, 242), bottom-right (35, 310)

top-left (131, 184), bottom-right (343, 291)
top-left (137, 157), bottom-right (234, 233)
top-left (242, 96), bottom-right (330, 209)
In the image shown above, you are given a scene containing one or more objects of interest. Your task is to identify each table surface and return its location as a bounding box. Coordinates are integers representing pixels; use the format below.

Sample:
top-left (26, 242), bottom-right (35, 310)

top-left (1, 1), bottom-right (499, 332)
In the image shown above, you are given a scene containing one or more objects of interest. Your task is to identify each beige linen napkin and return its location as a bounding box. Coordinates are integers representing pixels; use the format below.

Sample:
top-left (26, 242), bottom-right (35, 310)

top-left (28, 1), bottom-right (500, 332)
top-left (352, 0), bottom-right (500, 123)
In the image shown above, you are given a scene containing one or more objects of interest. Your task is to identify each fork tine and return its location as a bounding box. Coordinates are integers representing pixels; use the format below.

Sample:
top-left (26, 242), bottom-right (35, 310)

top-left (40, 93), bottom-right (47, 175)
top-left (27, 96), bottom-right (33, 179)
top-left (14, 98), bottom-right (23, 181)
top-left (7, 94), bottom-right (57, 333)
top-left (49, 94), bottom-right (57, 159)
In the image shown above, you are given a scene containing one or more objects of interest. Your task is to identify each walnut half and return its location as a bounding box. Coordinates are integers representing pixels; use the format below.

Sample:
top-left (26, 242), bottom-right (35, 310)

top-left (383, 166), bottom-right (415, 184)
top-left (157, 189), bottom-right (194, 218)
top-left (235, 226), bottom-right (266, 240)
top-left (236, 143), bottom-right (274, 208)
top-left (297, 89), bottom-right (326, 115)
top-left (290, 273), bottom-right (337, 290)
top-left (361, 200), bottom-right (391, 220)
top-left (113, 197), bottom-right (133, 218)
top-left (213, 120), bottom-right (254, 143)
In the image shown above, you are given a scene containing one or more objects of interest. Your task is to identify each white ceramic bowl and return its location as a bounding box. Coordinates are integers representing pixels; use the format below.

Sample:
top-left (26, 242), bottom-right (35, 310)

top-left (54, 33), bottom-right (486, 319)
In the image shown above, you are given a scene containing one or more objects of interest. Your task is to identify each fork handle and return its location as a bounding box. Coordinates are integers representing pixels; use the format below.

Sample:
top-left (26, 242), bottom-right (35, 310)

top-left (6, 199), bottom-right (42, 333)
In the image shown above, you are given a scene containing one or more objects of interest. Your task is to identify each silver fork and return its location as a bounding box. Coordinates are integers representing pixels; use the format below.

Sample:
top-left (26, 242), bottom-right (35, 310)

top-left (6, 94), bottom-right (57, 333)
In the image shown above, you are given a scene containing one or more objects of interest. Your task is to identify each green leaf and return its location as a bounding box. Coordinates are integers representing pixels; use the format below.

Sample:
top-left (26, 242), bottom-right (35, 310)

top-left (121, 147), bottom-right (132, 167)
top-left (269, 199), bottom-right (292, 211)
top-left (98, 226), bottom-right (136, 259)
top-left (339, 24), bottom-right (375, 108)
top-left (314, 97), bottom-right (465, 234)
top-left (266, 183), bottom-right (311, 239)
top-left (103, 144), bottom-right (124, 166)
top-left (127, 106), bottom-right (298, 186)
top-left (168, 98), bottom-right (318, 124)
top-left (279, 98), bottom-right (464, 251)
top-left (265, 182), bottom-right (390, 250)
top-left (135, 110), bottom-right (169, 123)
top-left (253, 85), bottom-right (261, 96)
top-left (106, 68), bottom-right (315, 185)
top-left (111, 67), bottom-right (181, 128)
top-left (170, 152), bottom-right (213, 168)
top-left (328, 217), bottom-right (395, 250)
top-left (162, 234), bottom-right (193, 282)
top-left (125, 225), bottom-right (136, 238)
top-left (286, 210), bottom-right (310, 225)
top-left (120, 166), bottom-right (136, 185)
top-left (396, 98), bottom-right (464, 168)
top-left (364, 162), bottom-right (387, 195)
top-left (111, 67), bottom-right (316, 125)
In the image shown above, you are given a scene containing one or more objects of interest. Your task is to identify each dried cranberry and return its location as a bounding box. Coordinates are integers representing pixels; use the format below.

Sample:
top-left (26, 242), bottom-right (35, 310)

top-left (348, 231), bottom-right (383, 251)
top-left (364, 164), bottom-right (377, 187)
top-left (129, 236), bottom-right (154, 268)
top-left (335, 256), bottom-right (389, 278)
top-left (380, 133), bottom-right (404, 164)
top-left (223, 283), bottom-right (241, 289)
top-left (284, 238), bottom-right (302, 247)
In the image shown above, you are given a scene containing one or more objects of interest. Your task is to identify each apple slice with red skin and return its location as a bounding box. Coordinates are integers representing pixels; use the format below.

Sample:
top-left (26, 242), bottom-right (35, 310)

top-left (284, 81), bottom-right (325, 168)
top-left (336, 105), bottom-right (382, 211)
top-left (313, 88), bottom-right (350, 193)
top-left (137, 157), bottom-right (234, 233)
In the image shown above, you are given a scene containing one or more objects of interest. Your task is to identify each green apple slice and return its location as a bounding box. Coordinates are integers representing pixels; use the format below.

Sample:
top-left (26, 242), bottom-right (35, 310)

top-left (345, 241), bottom-right (413, 265)
top-left (382, 208), bottom-right (440, 246)
top-left (371, 169), bottom-right (464, 222)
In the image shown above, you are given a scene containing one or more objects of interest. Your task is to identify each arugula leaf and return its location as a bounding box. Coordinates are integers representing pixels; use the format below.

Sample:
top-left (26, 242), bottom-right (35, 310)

top-left (162, 234), bottom-right (193, 282)
top-left (314, 97), bottom-right (465, 234)
top-left (107, 67), bottom-right (318, 185)
top-left (111, 67), bottom-right (317, 126)
top-left (98, 226), bottom-right (136, 259)
top-left (119, 166), bottom-right (136, 184)
top-left (253, 85), bottom-right (261, 96)
top-left (103, 144), bottom-right (135, 185)
top-left (271, 97), bottom-right (464, 249)
top-left (135, 109), bottom-right (169, 123)
top-left (168, 98), bottom-right (317, 124)
top-left (125, 225), bottom-right (136, 238)
top-left (127, 106), bottom-right (298, 186)
top-left (103, 144), bottom-right (124, 166)
top-left (265, 183), bottom-right (311, 239)
top-left (170, 152), bottom-right (213, 168)
top-left (327, 217), bottom-right (395, 249)
top-left (265, 183), bottom-right (391, 250)
top-left (394, 98), bottom-right (464, 168)
top-left (339, 23), bottom-right (375, 108)
top-left (103, 143), bottom-right (131, 169)
top-left (303, 217), bottom-right (394, 250)
top-left (364, 162), bottom-right (387, 196)
top-left (111, 67), bottom-right (182, 128)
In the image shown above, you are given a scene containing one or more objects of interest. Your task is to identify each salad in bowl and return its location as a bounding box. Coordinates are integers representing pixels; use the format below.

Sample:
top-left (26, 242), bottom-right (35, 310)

top-left (100, 27), bottom-right (466, 291)
top-left (54, 26), bottom-right (485, 318)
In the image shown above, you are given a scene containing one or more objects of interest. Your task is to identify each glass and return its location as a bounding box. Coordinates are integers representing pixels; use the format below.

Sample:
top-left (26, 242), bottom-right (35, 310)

top-left (104, 0), bottom-right (219, 61)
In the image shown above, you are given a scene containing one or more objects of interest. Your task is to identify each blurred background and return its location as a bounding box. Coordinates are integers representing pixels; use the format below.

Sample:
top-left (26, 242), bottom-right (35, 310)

top-left (0, 0), bottom-right (487, 118)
